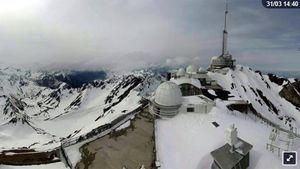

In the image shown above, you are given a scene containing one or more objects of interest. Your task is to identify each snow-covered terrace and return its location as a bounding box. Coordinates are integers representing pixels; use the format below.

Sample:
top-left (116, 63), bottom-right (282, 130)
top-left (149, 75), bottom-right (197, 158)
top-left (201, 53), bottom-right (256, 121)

top-left (155, 102), bottom-right (300, 169)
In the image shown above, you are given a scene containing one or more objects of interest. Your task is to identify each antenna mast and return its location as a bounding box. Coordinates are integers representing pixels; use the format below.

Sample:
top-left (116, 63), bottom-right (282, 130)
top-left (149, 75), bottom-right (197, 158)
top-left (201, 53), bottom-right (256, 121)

top-left (222, 0), bottom-right (229, 56)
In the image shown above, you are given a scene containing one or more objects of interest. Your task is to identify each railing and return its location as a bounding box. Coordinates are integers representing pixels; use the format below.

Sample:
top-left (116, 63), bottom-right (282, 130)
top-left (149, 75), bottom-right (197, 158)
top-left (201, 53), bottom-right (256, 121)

top-left (61, 103), bottom-right (147, 148)
top-left (266, 143), bottom-right (287, 157)
top-left (248, 104), bottom-right (300, 138)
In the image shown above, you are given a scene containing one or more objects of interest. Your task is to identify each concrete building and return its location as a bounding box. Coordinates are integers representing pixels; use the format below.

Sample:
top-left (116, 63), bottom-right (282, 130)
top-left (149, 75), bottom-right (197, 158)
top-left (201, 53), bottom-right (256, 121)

top-left (171, 77), bottom-right (202, 96)
top-left (180, 95), bottom-right (215, 114)
top-left (210, 55), bottom-right (235, 70)
top-left (150, 79), bottom-right (215, 118)
top-left (211, 124), bottom-right (253, 169)
top-left (171, 65), bottom-right (218, 87)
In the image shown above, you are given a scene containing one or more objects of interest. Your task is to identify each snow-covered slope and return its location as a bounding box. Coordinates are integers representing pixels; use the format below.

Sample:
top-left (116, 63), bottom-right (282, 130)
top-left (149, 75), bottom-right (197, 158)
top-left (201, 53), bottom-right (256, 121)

top-left (0, 67), bottom-right (160, 151)
top-left (208, 65), bottom-right (300, 130)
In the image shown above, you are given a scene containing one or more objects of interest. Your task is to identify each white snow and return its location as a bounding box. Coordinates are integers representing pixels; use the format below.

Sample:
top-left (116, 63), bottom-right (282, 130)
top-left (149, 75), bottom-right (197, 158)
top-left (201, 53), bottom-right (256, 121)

top-left (182, 96), bottom-right (209, 105)
top-left (0, 162), bottom-right (68, 169)
top-left (208, 65), bottom-right (300, 130)
top-left (116, 120), bottom-right (131, 131)
top-left (156, 65), bottom-right (300, 169)
top-left (208, 89), bottom-right (216, 96)
top-left (64, 142), bottom-right (85, 167)
top-left (1, 66), bottom-right (300, 169)
top-left (171, 77), bottom-right (202, 89)
top-left (155, 105), bottom-right (300, 169)
top-left (0, 68), bottom-right (157, 153)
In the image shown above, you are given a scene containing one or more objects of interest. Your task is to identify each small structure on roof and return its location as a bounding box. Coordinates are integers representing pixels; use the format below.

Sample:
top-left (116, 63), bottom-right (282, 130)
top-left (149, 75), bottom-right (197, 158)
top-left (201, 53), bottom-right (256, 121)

top-left (211, 124), bottom-right (253, 169)
top-left (186, 64), bottom-right (198, 74)
top-left (176, 68), bottom-right (186, 77)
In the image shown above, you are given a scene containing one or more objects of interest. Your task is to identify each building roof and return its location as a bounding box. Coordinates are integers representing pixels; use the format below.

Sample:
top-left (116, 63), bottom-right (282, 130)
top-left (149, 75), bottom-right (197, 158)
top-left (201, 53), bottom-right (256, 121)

top-left (226, 100), bottom-right (249, 105)
top-left (170, 77), bottom-right (202, 89)
top-left (210, 138), bottom-right (253, 169)
top-left (182, 95), bottom-right (214, 105)
top-left (182, 96), bottom-right (207, 105)
top-left (154, 81), bottom-right (182, 107)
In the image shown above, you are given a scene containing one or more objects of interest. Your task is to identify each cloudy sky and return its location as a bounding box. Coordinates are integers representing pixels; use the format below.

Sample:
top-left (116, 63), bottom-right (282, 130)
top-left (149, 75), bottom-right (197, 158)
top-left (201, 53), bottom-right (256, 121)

top-left (0, 0), bottom-right (299, 71)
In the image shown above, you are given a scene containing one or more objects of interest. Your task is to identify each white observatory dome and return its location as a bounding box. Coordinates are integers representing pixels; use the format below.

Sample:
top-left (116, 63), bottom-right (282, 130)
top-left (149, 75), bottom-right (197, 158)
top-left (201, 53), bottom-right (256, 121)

top-left (198, 67), bottom-right (206, 73)
top-left (186, 65), bottom-right (198, 74)
top-left (154, 81), bottom-right (182, 106)
top-left (176, 68), bottom-right (186, 77)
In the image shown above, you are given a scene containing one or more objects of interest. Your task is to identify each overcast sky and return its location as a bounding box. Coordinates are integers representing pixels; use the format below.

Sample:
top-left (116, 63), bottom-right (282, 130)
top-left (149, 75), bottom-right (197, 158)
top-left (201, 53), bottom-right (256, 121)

top-left (0, 0), bottom-right (299, 71)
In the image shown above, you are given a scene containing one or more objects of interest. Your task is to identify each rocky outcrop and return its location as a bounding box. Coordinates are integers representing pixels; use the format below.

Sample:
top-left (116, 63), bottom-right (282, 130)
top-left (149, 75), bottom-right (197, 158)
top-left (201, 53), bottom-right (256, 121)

top-left (279, 81), bottom-right (300, 108)
top-left (267, 73), bottom-right (288, 86)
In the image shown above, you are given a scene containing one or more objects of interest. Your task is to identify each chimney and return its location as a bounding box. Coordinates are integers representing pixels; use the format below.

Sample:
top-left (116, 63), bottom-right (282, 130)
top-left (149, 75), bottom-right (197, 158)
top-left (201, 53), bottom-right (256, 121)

top-left (226, 124), bottom-right (238, 153)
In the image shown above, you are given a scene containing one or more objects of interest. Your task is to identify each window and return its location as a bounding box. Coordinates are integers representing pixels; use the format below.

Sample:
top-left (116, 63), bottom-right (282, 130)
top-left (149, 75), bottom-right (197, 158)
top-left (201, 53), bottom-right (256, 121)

top-left (187, 107), bottom-right (194, 112)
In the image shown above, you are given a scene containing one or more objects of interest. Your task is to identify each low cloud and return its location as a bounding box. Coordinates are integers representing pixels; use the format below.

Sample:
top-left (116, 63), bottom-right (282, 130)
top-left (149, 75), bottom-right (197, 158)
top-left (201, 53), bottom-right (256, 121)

top-left (0, 0), bottom-right (299, 71)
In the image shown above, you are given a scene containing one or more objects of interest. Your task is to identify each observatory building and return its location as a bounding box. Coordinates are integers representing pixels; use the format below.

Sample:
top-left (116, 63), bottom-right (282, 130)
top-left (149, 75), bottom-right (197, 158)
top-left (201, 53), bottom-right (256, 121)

top-left (150, 1), bottom-right (240, 118)
top-left (170, 77), bottom-right (202, 96)
top-left (170, 65), bottom-right (218, 87)
top-left (150, 75), bottom-right (215, 118)
top-left (210, 124), bottom-right (253, 169)
top-left (149, 81), bottom-right (182, 118)
top-left (209, 0), bottom-right (235, 71)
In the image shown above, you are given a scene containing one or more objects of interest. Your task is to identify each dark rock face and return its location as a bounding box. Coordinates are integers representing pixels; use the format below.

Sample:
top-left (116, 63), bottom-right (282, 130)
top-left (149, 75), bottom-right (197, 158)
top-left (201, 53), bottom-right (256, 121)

top-left (3, 96), bottom-right (28, 118)
top-left (35, 75), bottom-right (61, 89)
top-left (102, 75), bottom-right (143, 114)
top-left (256, 89), bottom-right (279, 115)
top-left (279, 81), bottom-right (300, 108)
top-left (268, 73), bottom-right (288, 86)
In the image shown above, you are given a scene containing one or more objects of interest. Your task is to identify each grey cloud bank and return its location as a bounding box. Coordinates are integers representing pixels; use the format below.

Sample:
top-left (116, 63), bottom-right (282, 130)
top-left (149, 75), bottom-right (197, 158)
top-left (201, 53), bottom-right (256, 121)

top-left (0, 0), bottom-right (299, 71)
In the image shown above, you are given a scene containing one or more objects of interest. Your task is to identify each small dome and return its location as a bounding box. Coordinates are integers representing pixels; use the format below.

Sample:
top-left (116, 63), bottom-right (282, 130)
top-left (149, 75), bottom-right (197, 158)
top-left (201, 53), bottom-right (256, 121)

top-left (186, 65), bottom-right (198, 74)
top-left (154, 81), bottom-right (182, 106)
top-left (198, 67), bottom-right (206, 73)
top-left (211, 56), bottom-right (219, 61)
top-left (176, 68), bottom-right (185, 77)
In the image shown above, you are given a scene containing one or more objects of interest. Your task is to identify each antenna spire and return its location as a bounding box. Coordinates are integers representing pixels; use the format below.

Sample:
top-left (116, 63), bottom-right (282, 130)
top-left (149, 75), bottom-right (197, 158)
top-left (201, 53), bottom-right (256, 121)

top-left (222, 0), bottom-right (229, 56)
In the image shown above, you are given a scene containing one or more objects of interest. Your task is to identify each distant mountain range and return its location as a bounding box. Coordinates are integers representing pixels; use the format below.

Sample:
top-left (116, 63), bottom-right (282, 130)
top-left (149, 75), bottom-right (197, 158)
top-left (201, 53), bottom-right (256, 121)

top-left (0, 65), bottom-right (299, 160)
top-left (0, 67), bottom-right (161, 151)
